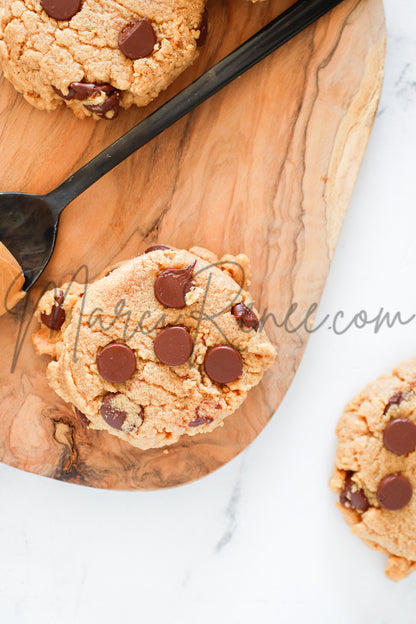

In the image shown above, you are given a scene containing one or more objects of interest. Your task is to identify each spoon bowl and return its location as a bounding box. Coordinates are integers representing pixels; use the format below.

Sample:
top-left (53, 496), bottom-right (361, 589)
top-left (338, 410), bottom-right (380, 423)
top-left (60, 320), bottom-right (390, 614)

top-left (0, 193), bottom-right (57, 290)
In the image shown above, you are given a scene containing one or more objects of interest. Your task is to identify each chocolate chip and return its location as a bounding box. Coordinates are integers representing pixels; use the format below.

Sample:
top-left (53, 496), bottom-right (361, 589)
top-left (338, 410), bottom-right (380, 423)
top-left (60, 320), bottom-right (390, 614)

top-left (144, 245), bottom-right (169, 253)
top-left (204, 345), bottom-right (243, 384)
top-left (100, 393), bottom-right (126, 430)
top-left (154, 326), bottom-right (193, 366)
top-left (196, 9), bottom-right (208, 46)
top-left (100, 393), bottom-right (143, 431)
top-left (96, 342), bottom-right (136, 383)
top-left (383, 418), bottom-right (416, 456)
top-left (41, 0), bottom-right (81, 20)
top-left (118, 18), bottom-right (157, 59)
top-left (383, 391), bottom-right (406, 415)
top-left (339, 473), bottom-right (369, 512)
top-left (189, 415), bottom-right (213, 427)
top-left (53, 86), bottom-right (76, 101)
top-left (40, 289), bottom-right (66, 330)
top-left (73, 407), bottom-right (90, 428)
top-left (54, 83), bottom-right (120, 119)
top-left (84, 92), bottom-right (120, 119)
top-left (377, 474), bottom-right (413, 510)
top-left (154, 261), bottom-right (196, 308)
top-left (54, 82), bottom-right (112, 101)
top-left (231, 302), bottom-right (259, 331)
top-left (189, 401), bottom-right (216, 427)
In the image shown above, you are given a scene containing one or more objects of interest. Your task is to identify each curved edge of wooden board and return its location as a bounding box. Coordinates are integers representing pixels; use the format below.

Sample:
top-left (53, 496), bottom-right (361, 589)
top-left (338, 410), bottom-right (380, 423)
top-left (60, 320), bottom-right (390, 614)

top-left (325, 0), bottom-right (386, 254)
top-left (0, 0), bottom-right (386, 490)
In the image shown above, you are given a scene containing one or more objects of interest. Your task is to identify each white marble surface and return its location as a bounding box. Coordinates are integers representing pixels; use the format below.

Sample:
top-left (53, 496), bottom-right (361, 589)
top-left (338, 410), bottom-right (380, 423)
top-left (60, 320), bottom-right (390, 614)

top-left (1, 1), bottom-right (416, 622)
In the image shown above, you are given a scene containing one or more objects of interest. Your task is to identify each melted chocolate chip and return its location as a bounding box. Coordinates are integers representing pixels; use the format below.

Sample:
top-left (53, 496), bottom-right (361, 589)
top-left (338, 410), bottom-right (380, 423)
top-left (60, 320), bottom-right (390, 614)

top-left (196, 9), bottom-right (208, 46)
top-left (383, 418), bottom-right (416, 456)
top-left (73, 407), bottom-right (90, 428)
top-left (154, 261), bottom-right (196, 308)
top-left (41, 0), bottom-right (81, 20)
top-left (189, 401), bottom-right (218, 427)
top-left (377, 474), bottom-right (413, 510)
top-left (53, 86), bottom-right (75, 101)
top-left (118, 18), bottom-right (157, 59)
top-left (189, 415), bottom-right (213, 427)
top-left (231, 302), bottom-right (259, 331)
top-left (84, 92), bottom-right (120, 119)
top-left (54, 82), bottom-right (114, 101)
top-left (96, 342), bottom-right (136, 383)
top-left (339, 473), bottom-right (369, 512)
top-left (154, 326), bottom-right (193, 366)
top-left (144, 245), bottom-right (169, 254)
top-left (40, 290), bottom-right (66, 330)
top-left (383, 392), bottom-right (406, 415)
top-left (204, 345), bottom-right (243, 384)
top-left (54, 82), bottom-right (120, 119)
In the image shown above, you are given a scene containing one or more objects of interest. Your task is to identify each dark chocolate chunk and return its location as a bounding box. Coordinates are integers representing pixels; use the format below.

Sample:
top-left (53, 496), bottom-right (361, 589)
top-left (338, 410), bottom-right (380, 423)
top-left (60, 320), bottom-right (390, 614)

top-left (383, 418), bottom-right (416, 456)
top-left (231, 302), bottom-right (259, 331)
top-left (204, 345), bottom-right (243, 384)
top-left (196, 9), bottom-right (208, 47)
top-left (377, 474), bottom-right (413, 511)
top-left (40, 289), bottom-right (66, 330)
top-left (73, 407), bottom-right (90, 428)
top-left (154, 261), bottom-right (196, 308)
top-left (339, 473), bottom-right (369, 512)
top-left (96, 342), bottom-right (136, 383)
top-left (118, 18), bottom-right (157, 59)
top-left (41, 0), bottom-right (81, 20)
top-left (154, 326), bottom-right (193, 366)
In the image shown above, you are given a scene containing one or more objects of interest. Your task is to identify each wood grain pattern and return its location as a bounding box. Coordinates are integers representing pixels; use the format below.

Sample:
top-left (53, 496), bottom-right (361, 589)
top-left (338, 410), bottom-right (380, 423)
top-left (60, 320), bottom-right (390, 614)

top-left (0, 0), bottom-right (385, 489)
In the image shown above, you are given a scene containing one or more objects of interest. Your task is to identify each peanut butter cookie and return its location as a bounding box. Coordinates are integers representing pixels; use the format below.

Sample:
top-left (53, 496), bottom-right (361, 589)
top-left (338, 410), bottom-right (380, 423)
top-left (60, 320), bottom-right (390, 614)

top-left (33, 246), bottom-right (276, 450)
top-left (330, 358), bottom-right (416, 581)
top-left (0, 0), bottom-right (207, 118)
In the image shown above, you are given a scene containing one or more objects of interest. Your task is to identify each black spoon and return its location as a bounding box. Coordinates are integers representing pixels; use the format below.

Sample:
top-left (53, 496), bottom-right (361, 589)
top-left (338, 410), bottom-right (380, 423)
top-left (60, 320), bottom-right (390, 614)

top-left (0, 0), bottom-right (344, 292)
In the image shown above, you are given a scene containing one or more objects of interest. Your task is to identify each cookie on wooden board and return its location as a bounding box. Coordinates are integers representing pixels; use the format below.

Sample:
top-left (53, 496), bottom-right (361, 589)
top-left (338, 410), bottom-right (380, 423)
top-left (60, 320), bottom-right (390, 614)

top-left (0, 0), bottom-right (207, 118)
top-left (32, 246), bottom-right (276, 450)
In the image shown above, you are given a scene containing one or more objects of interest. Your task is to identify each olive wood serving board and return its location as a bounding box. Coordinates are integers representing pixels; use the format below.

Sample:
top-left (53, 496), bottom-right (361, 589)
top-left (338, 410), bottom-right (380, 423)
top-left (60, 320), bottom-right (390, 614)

top-left (0, 0), bottom-right (385, 489)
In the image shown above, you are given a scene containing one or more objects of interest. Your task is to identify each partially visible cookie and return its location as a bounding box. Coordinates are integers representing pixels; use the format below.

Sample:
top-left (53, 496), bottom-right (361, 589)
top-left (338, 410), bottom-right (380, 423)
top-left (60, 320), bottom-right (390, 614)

top-left (0, 0), bottom-right (207, 119)
top-left (32, 245), bottom-right (276, 450)
top-left (330, 358), bottom-right (416, 581)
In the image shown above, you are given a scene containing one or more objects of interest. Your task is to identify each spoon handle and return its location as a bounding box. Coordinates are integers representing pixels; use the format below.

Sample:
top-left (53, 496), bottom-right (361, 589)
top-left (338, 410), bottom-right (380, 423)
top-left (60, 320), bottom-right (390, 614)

top-left (47, 0), bottom-right (344, 212)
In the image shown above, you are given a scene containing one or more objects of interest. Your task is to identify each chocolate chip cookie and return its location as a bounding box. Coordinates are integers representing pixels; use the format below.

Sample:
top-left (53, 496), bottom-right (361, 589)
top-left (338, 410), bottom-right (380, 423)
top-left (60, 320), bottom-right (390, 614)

top-left (0, 0), bottom-right (207, 119)
top-left (330, 358), bottom-right (416, 581)
top-left (32, 246), bottom-right (276, 450)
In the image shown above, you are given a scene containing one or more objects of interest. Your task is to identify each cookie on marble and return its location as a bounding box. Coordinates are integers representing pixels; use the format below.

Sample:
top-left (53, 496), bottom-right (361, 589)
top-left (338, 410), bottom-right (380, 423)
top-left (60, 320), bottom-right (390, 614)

top-left (32, 245), bottom-right (276, 450)
top-left (330, 358), bottom-right (416, 581)
top-left (0, 0), bottom-right (207, 119)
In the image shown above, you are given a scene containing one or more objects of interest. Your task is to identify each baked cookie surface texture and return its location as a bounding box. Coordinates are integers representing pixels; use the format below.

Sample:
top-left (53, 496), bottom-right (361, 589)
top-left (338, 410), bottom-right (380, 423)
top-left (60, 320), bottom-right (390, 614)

top-left (33, 246), bottom-right (276, 450)
top-left (0, 0), bottom-right (207, 118)
top-left (330, 358), bottom-right (416, 581)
